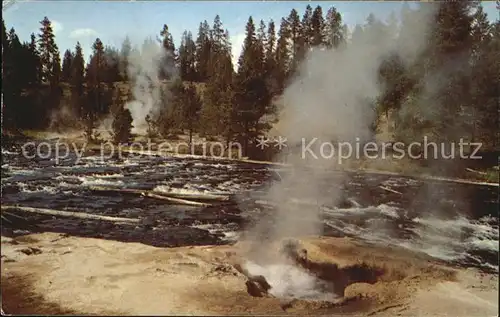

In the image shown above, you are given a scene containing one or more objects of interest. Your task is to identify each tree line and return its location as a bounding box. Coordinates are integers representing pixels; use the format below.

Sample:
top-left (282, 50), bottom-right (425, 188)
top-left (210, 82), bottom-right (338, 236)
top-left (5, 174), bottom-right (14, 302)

top-left (2, 1), bottom-right (499, 158)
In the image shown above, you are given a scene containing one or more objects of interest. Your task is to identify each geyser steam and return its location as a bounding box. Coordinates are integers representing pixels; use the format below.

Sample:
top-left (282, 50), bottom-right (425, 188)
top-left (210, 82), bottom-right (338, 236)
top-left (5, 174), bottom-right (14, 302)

top-left (243, 6), bottom-right (438, 299)
top-left (125, 38), bottom-right (176, 134)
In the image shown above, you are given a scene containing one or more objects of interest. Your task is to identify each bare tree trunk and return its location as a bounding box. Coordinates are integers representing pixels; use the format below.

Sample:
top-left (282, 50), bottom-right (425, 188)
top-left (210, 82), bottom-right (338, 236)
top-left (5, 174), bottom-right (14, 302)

top-left (2, 205), bottom-right (140, 224)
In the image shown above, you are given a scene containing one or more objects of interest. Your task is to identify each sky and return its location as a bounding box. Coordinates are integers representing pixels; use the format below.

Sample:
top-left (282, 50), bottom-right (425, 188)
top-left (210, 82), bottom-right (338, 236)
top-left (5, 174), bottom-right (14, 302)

top-left (3, 0), bottom-right (500, 66)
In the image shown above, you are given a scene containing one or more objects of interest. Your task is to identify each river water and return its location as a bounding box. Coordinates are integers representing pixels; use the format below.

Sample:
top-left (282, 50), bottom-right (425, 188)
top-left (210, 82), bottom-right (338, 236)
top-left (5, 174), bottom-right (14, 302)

top-left (1, 141), bottom-right (498, 273)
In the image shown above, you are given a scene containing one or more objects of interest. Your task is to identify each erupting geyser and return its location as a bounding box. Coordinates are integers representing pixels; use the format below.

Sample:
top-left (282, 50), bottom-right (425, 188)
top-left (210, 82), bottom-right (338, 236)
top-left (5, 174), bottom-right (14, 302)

top-left (241, 5), bottom-right (439, 303)
top-left (125, 37), bottom-right (177, 134)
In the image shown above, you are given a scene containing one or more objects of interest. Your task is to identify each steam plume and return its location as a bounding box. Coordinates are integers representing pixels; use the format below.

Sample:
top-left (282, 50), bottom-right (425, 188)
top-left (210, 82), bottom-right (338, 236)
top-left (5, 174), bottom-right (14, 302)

top-left (244, 6), bottom-right (438, 261)
top-left (125, 38), bottom-right (177, 134)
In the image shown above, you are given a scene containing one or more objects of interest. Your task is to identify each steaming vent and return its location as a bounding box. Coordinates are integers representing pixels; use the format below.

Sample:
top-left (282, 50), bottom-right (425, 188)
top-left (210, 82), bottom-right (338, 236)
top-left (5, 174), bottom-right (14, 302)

top-left (236, 239), bottom-right (385, 305)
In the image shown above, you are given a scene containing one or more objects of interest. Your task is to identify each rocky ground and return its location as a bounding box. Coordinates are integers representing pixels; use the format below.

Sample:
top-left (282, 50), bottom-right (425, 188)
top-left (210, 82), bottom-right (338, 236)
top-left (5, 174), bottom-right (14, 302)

top-left (1, 232), bottom-right (497, 316)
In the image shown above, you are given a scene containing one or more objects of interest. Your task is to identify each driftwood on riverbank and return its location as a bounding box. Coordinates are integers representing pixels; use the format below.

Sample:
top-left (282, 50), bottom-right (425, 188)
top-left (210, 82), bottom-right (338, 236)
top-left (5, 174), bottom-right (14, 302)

top-left (1, 205), bottom-right (140, 224)
top-left (379, 186), bottom-right (403, 195)
top-left (87, 186), bottom-right (231, 207)
top-left (141, 192), bottom-right (212, 207)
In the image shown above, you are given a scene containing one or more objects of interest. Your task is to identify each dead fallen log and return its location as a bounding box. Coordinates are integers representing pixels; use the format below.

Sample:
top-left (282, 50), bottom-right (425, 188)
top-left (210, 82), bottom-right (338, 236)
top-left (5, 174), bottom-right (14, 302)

top-left (465, 168), bottom-right (487, 175)
top-left (255, 199), bottom-right (327, 212)
top-left (88, 186), bottom-right (224, 205)
top-left (151, 191), bottom-right (230, 202)
top-left (1, 205), bottom-right (140, 224)
top-left (141, 192), bottom-right (212, 207)
top-left (379, 186), bottom-right (403, 195)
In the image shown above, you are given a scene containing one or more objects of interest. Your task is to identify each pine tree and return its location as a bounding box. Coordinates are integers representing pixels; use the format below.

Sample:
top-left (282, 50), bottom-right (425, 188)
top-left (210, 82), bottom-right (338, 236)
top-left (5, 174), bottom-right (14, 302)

top-left (311, 5), bottom-right (325, 47)
top-left (234, 16), bottom-right (273, 157)
top-left (159, 24), bottom-right (177, 79)
top-left (61, 49), bottom-right (73, 82)
top-left (37, 17), bottom-right (62, 124)
top-left (211, 15), bottom-right (225, 54)
top-left (156, 85), bottom-right (176, 137)
top-left (275, 18), bottom-right (290, 93)
top-left (4, 26), bottom-right (45, 129)
top-left (27, 33), bottom-right (41, 86)
top-left (83, 38), bottom-right (107, 140)
top-left (302, 5), bottom-right (314, 49)
top-left (86, 38), bottom-right (106, 88)
top-left (195, 20), bottom-right (211, 81)
top-left (201, 25), bottom-right (234, 143)
top-left (377, 53), bottom-right (413, 122)
top-left (156, 79), bottom-right (185, 137)
top-left (2, 26), bottom-right (22, 129)
top-left (51, 52), bottom-right (61, 88)
top-left (256, 20), bottom-right (267, 75)
top-left (182, 83), bottom-right (202, 145)
top-left (37, 17), bottom-right (59, 83)
top-left (264, 20), bottom-right (278, 95)
top-left (103, 46), bottom-right (121, 83)
top-left (71, 42), bottom-right (85, 118)
top-left (119, 36), bottom-right (132, 81)
top-left (178, 31), bottom-right (197, 81)
top-left (208, 15), bottom-right (229, 79)
top-left (112, 105), bottom-right (134, 144)
top-left (178, 31), bottom-right (188, 80)
top-left (287, 9), bottom-right (304, 73)
top-left (325, 7), bottom-right (345, 49)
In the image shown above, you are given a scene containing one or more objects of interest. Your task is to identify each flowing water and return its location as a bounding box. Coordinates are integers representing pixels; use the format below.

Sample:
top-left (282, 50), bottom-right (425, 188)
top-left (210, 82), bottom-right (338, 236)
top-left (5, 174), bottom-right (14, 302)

top-left (1, 140), bottom-right (498, 273)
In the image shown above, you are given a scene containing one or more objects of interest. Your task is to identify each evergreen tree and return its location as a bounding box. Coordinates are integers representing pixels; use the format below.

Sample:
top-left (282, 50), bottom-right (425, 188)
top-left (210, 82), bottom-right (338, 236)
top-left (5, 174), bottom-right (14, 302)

top-left (119, 36), bottom-right (132, 81)
top-left (195, 20), bottom-right (211, 81)
top-left (302, 5), bottom-right (314, 49)
top-left (182, 83), bottom-right (203, 145)
top-left (71, 42), bottom-right (85, 118)
top-left (103, 46), bottom-right (121, 83)
top-left (156, 85), bottom-right (177, 137)
top-left (37, 17), bottom-right (62, 125)
top-left (83, 38), bottom-right (107, 140)
top-left (287, 9), bottom-right (304, 72)
top-left (37, 17), bottom-right (59, 83)
top-left (377, 53), bottom-right (414, 122)
top-left (311, 5), bottom-right (325, 47)
top-left (61, 49), bottom-right (73, 82)
top-left (211, 15), bottom-right (225, 54)
top-left (112, 103), bottom-right (134, 144)
top-left (201, 25), bottom-right (234, 143)
top-left (159, 24), bottom-right (177, 79)
top-left (234, 16), bottom-right (273, 157)
top-left (264, 20), bottom-right (278, 95)
top-left (256, 20), bottom-right (267, 75)
top-left (156, 79), bottom-right (185, 137)
top-left (325, 6), bottom-right (345, 49)
top-left (178, 30), bottom-right (197, 81)
top-left (2, 26), bottom-right (22, 129)
top-left (208, 15), bottom-right (230, 79)
top-left (275, 18), bottom-right (291, 93)
top-left (27, 33), bottom-right (41, 87)
top-left (51, 52), bottom-right (61, 88)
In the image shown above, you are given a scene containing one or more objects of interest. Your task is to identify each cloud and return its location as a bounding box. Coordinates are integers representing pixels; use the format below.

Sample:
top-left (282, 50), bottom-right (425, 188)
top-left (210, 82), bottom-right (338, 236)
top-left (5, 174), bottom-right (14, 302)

top-left (51, 20), bottom-right (64, 35)
top-left (231, 32), bottom-right (246, 69)
top-left (69, 28), bottom-right (99, 40)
